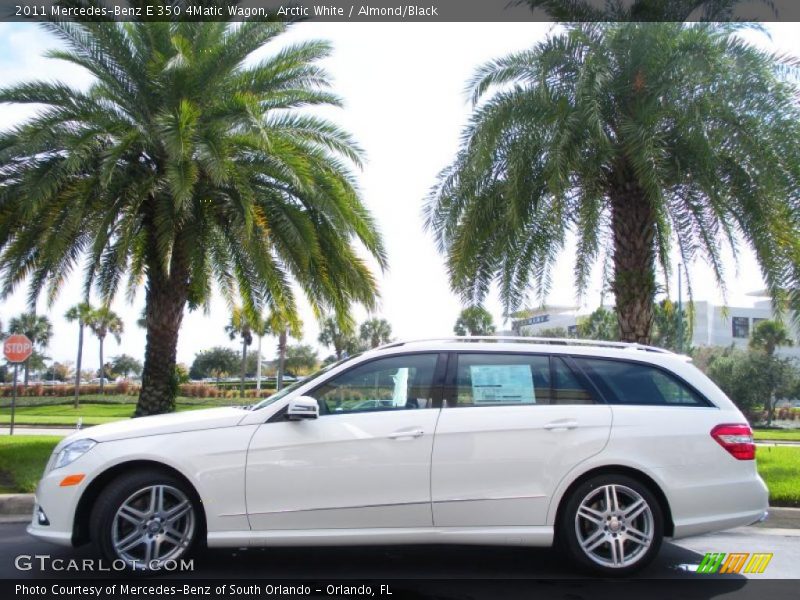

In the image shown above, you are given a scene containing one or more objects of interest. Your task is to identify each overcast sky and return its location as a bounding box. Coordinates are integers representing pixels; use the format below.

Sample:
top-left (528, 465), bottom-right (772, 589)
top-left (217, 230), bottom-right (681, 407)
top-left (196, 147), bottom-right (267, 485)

top-left (0, 22), bottom-right (795, 370)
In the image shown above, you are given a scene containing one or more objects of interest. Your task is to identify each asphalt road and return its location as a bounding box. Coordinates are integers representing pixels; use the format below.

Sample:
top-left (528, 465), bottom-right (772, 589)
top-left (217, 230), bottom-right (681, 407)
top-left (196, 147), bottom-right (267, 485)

top-left (0, 522), bottom-right (797, 581)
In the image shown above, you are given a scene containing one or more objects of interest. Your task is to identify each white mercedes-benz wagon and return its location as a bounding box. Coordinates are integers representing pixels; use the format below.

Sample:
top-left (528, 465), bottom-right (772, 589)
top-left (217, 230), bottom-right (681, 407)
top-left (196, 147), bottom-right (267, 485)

top-left (28, 337), bottom-right (768, 575)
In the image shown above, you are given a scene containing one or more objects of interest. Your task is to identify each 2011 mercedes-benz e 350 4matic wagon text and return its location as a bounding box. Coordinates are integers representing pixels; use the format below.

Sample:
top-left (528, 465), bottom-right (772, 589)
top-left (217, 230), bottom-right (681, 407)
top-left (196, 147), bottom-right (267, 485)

top-left (28, 337), bottom-right (768, 575)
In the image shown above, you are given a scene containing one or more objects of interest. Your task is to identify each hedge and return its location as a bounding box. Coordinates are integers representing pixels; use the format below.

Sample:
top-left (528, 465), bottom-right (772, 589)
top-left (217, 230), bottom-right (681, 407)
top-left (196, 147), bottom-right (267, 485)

top-left (0, 382), bottom-right (273, 399)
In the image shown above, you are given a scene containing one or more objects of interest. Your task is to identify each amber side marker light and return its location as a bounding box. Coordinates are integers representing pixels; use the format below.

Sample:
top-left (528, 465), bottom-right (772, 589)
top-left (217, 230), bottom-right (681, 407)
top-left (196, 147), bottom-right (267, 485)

top-left (59, 474), bottom-right (85, 487)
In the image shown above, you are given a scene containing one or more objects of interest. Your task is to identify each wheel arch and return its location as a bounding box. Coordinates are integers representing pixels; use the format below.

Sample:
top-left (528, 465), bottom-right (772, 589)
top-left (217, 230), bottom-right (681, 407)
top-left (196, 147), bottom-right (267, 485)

top-left (72, 459), bottom-right (206, 547)
top-left (552, 465), bottom-right (675, 541)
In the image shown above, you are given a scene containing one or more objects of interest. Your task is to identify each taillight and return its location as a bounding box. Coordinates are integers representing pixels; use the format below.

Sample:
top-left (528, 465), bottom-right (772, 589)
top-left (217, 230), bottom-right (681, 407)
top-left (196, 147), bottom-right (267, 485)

top-left (711, 424), bottom-right (756, 460)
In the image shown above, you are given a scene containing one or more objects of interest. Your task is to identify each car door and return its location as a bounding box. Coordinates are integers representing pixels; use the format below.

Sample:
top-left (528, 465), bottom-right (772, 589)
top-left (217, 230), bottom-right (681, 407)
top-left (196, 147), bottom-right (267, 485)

top-left (431, 352), bottom-right (612, 527)
top-left (245, 352), bottom-right (444, 530)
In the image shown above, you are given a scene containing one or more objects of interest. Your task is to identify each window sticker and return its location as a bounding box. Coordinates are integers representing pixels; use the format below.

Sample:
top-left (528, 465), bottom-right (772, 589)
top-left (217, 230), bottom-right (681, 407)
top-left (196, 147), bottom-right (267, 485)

top-left (391, 367), bottom-right (409, 407)
top-left (470, 365), bottom-right (535, 404)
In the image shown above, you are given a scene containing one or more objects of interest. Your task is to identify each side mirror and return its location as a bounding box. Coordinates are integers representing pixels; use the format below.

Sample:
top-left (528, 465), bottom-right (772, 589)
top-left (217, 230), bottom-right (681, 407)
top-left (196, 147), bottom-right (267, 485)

top-left (286, 396), bottom-right (319, 420)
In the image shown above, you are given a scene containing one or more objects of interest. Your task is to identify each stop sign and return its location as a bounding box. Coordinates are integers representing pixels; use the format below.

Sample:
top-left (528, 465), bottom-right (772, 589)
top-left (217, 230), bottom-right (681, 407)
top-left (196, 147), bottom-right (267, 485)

top-left (4, 334), bottom-right (33, 363)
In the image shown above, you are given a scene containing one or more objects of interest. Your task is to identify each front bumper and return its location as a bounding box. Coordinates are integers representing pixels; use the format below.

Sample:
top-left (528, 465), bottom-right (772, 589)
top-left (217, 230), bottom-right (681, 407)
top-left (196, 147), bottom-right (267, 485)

top-left (25, 457), bottom-right (96, 548)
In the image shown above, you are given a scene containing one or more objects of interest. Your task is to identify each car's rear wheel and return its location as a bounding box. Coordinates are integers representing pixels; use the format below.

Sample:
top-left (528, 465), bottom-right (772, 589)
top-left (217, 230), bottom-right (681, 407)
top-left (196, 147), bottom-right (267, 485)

top-left (560, 474), bottom-right (663, 576)
top-left (92, 470), bottom-right (198, 570)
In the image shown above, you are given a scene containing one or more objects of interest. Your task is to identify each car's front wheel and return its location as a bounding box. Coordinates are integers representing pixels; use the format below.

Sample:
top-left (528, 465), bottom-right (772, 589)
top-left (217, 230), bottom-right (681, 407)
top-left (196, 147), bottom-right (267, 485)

top-left (560, 474), bottom-right (663, 576)
top-left (92, 469), bottom-right (198, 570)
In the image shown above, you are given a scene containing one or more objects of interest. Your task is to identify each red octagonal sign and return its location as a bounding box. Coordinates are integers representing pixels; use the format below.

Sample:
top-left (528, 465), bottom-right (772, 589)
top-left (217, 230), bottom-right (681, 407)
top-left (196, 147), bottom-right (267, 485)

top-left (4, 334), bottom-right (33, 363)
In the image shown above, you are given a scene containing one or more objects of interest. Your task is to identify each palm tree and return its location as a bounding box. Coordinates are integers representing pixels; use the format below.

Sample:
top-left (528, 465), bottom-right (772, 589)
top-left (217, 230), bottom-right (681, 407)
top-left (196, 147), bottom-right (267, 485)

top-left (750, 319), bottom-right (794, 358)
top-left (454, 306), bottom-right (496, 336)
top-left (263, 309), bottom-right (302, 391)
top-left (86, 306), bottom-right (123, 395)
top-left (7, 312), bottom-right (53, 386)
top-left (225, 306), bottom-right (255, 399)
top-left (318, 316), bottom-right (360, 360)
top-left (0, 12), bottom-right (385, 415)
top-left (749, 319), bottom-right (795, 426)
top-left (517, 0), bottom-right (776, 21)
top-left (426, 23), bottom-right (800, 343)
top-left (64, 301), bottom-right (93, 408)
top-left (359, 318), bottom-right (393, 349)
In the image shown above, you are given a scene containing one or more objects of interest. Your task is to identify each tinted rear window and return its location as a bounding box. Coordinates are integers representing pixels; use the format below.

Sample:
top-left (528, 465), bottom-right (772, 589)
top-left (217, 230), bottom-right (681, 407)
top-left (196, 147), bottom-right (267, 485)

top-left (573, 358), bottom-right (709, 407)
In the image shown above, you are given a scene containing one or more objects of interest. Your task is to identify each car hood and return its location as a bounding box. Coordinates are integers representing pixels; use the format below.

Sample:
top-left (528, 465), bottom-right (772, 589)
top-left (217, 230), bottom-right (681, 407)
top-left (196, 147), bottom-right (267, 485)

top-left (62, 407), bottom-right (249, 444)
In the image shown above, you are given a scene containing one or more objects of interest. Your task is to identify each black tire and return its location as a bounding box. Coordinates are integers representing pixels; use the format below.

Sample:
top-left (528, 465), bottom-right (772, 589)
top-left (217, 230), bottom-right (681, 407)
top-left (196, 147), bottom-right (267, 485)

top-left (560, 474), bottom-right (663, 576)
top-left (91, 469), bottom-right (200, 571)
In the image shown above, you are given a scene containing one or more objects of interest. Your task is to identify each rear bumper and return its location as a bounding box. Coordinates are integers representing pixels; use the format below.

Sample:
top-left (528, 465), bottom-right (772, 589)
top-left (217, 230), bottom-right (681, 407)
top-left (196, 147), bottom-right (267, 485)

top-left (668, 473), bottom-right (769, 539)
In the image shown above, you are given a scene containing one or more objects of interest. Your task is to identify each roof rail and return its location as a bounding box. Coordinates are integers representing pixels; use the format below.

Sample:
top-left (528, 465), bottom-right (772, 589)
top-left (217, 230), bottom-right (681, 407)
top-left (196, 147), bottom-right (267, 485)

top-left (376, 336), bottom-right (674, 354)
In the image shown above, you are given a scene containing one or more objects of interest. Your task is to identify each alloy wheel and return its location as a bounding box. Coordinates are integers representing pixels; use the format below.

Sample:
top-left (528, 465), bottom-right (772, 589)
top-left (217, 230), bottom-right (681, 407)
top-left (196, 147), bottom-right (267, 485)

top-left (574, 483), bottom-right (654, 569)
top-left (111, 484), bottom-right (195, 568)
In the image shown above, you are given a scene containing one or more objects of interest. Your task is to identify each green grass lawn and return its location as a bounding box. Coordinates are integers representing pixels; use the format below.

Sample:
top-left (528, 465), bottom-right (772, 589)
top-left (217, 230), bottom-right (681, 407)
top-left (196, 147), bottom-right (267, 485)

top-left (0, 399), bottom-right (243, 426)
top-left (756, 446), bottom-right (800, 507)
top-left (0, 436), bottom-right (61, 493)
top-left (754, 429), bottom-right (800, 442)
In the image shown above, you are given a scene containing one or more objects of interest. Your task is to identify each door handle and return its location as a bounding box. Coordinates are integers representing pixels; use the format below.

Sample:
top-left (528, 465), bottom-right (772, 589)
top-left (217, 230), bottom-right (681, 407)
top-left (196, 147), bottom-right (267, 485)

top-left (544, 420), bottom-right (579, 431)
top-left (388, 428), bottom-right (424, 439)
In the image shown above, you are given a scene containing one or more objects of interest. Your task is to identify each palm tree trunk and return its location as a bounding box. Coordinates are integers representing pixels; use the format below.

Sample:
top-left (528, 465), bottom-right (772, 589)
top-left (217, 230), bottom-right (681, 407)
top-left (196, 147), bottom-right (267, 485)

top-left (240, 339), bottom-right (247, 400)
top-left (23, 358), bottom-right (29, 387)
top-left (767, 392), bottom-right (775, 427)
top-left (277, 329), bottom-right (287, 391)
top-left (98, 336), bottom-right (105, 395)
top-left (610, 180), bottom-right (657, 344)
top-left (135, 249), bottom-right (189, 417)
top-left (73, 322), bottom-right (84, 409)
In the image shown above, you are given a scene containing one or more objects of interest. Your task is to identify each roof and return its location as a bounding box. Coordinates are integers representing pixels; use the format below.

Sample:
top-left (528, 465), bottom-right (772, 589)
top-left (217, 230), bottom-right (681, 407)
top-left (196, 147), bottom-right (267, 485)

top-left (371, 336), bottom-right (677, 357)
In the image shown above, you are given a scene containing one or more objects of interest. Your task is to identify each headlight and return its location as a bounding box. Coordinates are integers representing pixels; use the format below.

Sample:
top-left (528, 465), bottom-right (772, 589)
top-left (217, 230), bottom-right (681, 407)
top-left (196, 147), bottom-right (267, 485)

top-left (52, 439), bottom-right (97, 471)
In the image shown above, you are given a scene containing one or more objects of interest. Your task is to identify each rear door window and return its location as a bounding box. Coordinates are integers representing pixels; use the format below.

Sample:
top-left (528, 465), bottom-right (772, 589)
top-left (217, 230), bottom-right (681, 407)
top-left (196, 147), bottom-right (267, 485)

top-left (451, 354), bottom-right (595, 406)
top-left (572, 358), bottom-right (708, 407)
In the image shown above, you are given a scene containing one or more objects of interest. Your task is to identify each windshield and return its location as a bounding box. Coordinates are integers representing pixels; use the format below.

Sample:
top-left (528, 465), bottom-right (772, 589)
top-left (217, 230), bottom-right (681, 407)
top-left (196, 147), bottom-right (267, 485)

top-left (249, 355), bottom-right (360, 410)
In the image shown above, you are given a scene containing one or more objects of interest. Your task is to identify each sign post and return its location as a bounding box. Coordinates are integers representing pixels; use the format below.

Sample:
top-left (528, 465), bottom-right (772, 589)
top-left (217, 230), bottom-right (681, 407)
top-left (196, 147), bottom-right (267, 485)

top-left (3, 334), bottom-right (34, 436)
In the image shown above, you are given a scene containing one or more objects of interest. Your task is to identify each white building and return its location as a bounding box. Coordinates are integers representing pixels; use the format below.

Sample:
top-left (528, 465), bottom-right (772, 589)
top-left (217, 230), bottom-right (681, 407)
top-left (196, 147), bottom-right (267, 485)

top-left (509, 294), bottom-right (800, 359)
top-left (692, 296), bottom-right (800, 359)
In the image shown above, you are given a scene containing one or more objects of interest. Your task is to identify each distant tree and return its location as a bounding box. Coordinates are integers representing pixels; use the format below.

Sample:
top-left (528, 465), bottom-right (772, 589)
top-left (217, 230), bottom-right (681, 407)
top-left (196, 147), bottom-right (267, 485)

top-left (25, 350), bottom-right (49, 379)
top-left (750, 320), bottom-right (794, 358)
top-left (454, 306), bottom-right (496, 336)
top-left (318, 316), bottom-right (361, 360)
top-left (111, 354), bottom-right (143, 379)
top-left (536, 327), bottom-right (570, 338)
top-left (750, 319), bottom-right (795, 425)
top-left (262, 309), bottom-right (303, 391)
top-left (651, 299), bottom-right (693, 352)
top-left (189, 347), bottom-right (240, 383)
top-left (283, 344), bottom-right (319, 376)
top-left (65, 302), bottom-right (93, 407)
top-left (86, 306), bottom-right (123, 394)
top-left (8, 312), bottom-right (53, 386)
top-left (44, 361), bottom-right (73, 382)
top-left (359, 318), bottom-right (393, 349)
top-left (226, 306), bottom-right (257, 397)
top-left (98, 362), bottom-right (114, 380)
top-left (703, 346), bottom-right (798, 422)
top-left (576, 308), bottom-right (618, 341)
top-left (174, 363), bottom-right (190, 385)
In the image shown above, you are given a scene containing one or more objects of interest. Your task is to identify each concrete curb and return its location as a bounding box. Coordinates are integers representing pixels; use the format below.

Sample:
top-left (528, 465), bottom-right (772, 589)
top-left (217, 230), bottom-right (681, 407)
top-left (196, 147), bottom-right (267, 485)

top-left (0, 493), bottom-right (33, 514)
top-left (1, 493), bottom-right (798, 527)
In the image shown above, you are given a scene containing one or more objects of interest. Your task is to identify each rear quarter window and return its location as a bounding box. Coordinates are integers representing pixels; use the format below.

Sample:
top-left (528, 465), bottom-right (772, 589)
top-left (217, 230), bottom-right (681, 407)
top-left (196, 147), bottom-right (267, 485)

top-left (572, 357), bottom-right (709, 407)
